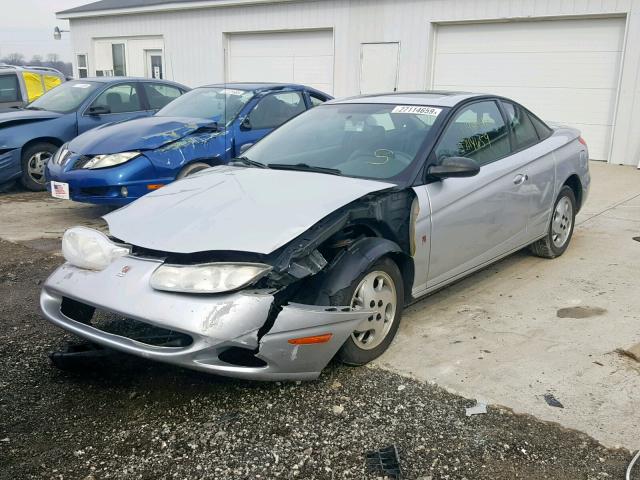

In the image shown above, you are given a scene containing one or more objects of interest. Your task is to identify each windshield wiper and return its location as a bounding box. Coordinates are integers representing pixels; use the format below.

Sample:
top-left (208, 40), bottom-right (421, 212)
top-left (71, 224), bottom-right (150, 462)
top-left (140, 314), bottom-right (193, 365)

top-left (232, 156), bottom-right (268, 168)
top-left (24, 106), bottom-right (44, 111)
top-left (268, 163), bottom-right (342, 176)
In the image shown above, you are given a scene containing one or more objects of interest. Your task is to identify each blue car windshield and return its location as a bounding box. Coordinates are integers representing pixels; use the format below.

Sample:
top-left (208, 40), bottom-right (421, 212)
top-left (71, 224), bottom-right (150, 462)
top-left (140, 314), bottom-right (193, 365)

top-left (156, 87), bottom-right (254, 125)
top-left (243, 103), bottom-right (443, 180)
top-left (27, 81), bottom-right (100, 113)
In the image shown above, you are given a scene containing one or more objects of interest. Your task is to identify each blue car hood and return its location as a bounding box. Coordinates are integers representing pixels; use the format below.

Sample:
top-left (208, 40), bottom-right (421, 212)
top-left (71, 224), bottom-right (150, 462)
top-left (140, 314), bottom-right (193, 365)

top-left (69, 116), bottom-right (219, 155)
top-left (0, 109), bottom-right (62, 129)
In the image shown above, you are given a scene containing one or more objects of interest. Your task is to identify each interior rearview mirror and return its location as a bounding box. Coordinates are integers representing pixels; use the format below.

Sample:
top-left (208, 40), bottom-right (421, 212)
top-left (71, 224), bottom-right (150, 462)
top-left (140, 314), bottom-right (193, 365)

top-left (88, 105), bottom-right (111, 116)
top-left (428, 156), bottom-right (480, 179)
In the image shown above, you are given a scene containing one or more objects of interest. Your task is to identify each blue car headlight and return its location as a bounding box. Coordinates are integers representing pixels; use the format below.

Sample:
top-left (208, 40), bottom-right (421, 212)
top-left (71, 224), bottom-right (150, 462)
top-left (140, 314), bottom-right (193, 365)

top-left (52, 143), bottom-right (71, 165)
top-left (82, 151), bottom-right (141, 169)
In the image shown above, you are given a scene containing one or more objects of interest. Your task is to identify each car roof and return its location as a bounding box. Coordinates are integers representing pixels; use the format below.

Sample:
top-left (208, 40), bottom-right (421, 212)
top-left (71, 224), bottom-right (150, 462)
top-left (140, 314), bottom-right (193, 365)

top-left (331, 91), bottom-right (485, 108)
top-left (199, 82), bottom-right (314, 92)
top-left (67, 77), bottom-right (189, 88)
top-left (0, 65), bottom-right (64, 76)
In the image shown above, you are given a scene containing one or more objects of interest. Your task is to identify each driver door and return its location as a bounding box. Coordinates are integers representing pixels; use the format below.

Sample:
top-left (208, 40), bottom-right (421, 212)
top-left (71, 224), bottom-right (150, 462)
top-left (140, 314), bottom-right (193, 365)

top-left (425, 100), bottom-right (530, 289)
top-left (77, 82), bottom-right (149, 134)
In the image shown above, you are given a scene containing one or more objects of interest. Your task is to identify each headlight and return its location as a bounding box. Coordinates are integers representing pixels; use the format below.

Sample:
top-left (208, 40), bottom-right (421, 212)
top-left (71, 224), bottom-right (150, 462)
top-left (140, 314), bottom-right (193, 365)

top-left (62, 227), bottom-right (130, 271)
top-left (82, 151), bottom-right (140, 169)
top-left (53, 143), bottom-right (71, 165)
top-left (150, 263), bottom-right (271, 294)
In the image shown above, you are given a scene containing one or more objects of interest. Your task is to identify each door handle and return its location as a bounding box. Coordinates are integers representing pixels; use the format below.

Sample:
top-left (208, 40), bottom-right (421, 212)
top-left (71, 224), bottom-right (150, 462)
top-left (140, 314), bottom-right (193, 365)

top-left (513, 174), bottom-right (528, 185)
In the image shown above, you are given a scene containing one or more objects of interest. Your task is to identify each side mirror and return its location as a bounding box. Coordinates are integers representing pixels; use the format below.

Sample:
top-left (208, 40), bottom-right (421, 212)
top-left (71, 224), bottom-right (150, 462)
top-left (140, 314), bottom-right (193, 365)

top-left (239, 142), bottom-right (253, 154)
top-left (240, 117), bottom-right (252, 131)
top-left (428, 156), bottom-right (480, 179)
top-left (88, 105), bottom-right (110, 116)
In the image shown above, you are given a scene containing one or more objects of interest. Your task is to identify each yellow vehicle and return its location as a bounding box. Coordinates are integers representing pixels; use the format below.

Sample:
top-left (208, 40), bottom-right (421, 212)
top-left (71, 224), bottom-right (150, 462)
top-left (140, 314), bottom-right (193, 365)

top-left (0, 65), bottom-right (66, 110)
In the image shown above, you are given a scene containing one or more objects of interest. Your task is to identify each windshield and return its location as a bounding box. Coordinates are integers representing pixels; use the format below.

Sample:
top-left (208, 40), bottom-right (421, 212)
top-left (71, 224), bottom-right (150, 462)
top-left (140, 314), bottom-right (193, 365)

top-left (243, 103), bottom-right (444, 180)
top-left (27, 81), bottom-right (100, 113)
top-left (156, 87), bottom-right (254, 125)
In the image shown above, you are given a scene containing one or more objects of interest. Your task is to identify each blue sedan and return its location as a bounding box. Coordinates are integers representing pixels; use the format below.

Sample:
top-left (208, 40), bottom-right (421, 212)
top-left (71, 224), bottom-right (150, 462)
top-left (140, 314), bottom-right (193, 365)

top-left (0, 77), bottom-right (188, 191)
top-left (45, 83), bottom-right (332, 205)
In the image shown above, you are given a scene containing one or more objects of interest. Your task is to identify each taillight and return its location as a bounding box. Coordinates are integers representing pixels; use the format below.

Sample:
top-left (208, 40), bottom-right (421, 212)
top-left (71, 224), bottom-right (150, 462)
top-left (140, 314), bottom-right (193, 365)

top-left (578, 136), bottom-right (587, 147)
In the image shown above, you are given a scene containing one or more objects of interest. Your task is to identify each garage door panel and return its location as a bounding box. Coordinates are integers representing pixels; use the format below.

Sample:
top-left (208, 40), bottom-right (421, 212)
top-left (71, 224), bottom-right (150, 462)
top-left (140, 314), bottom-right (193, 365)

top-left (433, 18), bottom-right (624, 161)
top-left (230, 57), bottom-right (294, 83)
top-left (228, 30), bottom-right (334, 94)
top-left (436, 18), bottom-right (625, 53)
top-left (436, 84), bottom-right (616, 125)
top-left (292, 56), bottom-right (334, 84)
top-left (434, 51), bottom-right (622, 89)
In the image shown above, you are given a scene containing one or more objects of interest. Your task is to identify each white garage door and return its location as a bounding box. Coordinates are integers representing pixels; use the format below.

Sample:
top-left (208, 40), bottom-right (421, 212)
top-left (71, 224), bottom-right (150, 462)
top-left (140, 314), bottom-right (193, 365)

top-left (227, 30), bottom-right (334, 95)
top-left (433, 18), bottom-right (625, 161)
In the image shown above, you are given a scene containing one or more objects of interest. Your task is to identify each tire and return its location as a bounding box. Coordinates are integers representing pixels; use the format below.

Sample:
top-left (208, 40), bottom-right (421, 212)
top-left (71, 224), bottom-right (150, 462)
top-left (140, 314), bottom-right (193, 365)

top-left (176, 162), bottom-right (210, 179)
top-left (530, 185), bottom-right (577, 259)
top-left (329, 256), bottom-right (404, 366)
top-left (20, 142), bottom-right (58, 191)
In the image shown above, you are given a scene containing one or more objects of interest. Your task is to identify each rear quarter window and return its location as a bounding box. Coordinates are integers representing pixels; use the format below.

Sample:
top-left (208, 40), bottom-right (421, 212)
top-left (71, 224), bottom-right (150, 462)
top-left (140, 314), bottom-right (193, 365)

top-left (0, 74), bottom-right (21, 102)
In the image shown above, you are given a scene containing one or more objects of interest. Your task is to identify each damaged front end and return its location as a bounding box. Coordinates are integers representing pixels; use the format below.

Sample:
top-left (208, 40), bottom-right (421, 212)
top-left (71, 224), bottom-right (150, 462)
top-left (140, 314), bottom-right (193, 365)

top-left (40, 187), bottom-right (417, 380)
top-left (41, 254), bottom-right (370, 380)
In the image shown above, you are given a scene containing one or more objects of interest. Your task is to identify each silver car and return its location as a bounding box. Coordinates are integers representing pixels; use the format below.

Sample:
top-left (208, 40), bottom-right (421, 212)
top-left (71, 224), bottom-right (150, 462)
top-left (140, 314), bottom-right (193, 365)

top-left (40, 92), bottom-right (590, 380)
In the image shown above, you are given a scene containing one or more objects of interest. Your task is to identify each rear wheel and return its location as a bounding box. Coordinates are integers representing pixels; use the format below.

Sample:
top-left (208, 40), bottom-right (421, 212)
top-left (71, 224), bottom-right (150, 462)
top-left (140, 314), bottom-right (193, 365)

top-left (176, 162), bottom-right (210, 179)
top-left (530, 185), bottom-right (576, 258)
top-left (329, 257), bottom-right (404, 365)
top-left (20, 142), bottom-right (58, 191)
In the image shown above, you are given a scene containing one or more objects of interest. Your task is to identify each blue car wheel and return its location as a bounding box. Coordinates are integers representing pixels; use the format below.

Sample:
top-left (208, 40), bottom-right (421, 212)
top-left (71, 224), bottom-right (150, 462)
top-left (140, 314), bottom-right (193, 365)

top-left (21, 142), bottom-right (58, 191)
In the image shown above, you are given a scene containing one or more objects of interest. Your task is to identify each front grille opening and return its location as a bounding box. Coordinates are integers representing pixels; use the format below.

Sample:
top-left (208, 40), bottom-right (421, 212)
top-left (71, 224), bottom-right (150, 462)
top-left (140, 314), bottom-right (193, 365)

top-left (79, 187), bottom-right (109, 196)
top-left (218, 347), bottom-right (267, 367)
top-left (60, 297), bottom-right (193, 348)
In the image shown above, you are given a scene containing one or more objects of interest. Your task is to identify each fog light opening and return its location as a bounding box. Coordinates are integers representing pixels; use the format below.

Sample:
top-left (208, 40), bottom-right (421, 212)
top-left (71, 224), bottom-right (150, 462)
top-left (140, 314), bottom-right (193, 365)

top-left (120, 186), bottom-right (128, 197)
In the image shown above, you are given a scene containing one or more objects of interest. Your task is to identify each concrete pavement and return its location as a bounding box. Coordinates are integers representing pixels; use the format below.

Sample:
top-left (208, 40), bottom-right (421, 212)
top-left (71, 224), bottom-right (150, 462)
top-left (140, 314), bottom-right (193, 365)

top-left (377, 161), bottom-right (640, 449)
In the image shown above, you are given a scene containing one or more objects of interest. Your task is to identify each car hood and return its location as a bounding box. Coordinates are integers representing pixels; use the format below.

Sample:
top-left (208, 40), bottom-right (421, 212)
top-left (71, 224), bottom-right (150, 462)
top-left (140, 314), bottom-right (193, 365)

top-left (0, 109), bottom-right (62, 128)
top-left (69, 116), bottom-right (218, 154)
top-left (105, 166), bottom-right (395, 255)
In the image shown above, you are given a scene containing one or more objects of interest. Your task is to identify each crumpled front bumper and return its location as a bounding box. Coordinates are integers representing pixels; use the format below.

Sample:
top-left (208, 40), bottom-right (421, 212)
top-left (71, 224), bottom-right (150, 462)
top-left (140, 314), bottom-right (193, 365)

top-left (40, 256), bottom-right (369, 380)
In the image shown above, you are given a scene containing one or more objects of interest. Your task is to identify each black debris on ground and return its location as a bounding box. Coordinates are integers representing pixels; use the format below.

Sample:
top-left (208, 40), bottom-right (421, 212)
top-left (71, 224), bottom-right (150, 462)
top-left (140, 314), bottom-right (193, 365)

top-left (0, 239), bottom-right (635, 480)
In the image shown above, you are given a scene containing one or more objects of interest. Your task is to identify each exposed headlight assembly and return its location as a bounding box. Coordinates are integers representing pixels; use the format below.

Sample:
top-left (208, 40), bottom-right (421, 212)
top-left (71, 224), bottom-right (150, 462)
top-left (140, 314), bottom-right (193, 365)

top-left (62, 227), bottom-right (130, 271)
top-left (150, 263), bottom-right (272, 294)
top-left (82, 151), bottom-right (140, 169)
top-left (53, 143), bottom-right (71, 165)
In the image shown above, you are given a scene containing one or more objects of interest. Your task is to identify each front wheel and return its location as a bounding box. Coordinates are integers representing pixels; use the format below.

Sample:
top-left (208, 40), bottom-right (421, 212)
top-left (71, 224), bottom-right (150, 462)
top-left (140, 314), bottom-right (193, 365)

top-left (329, 257), bottom-right (404, 365)
top-left (176, 162), bottom-right (211, 179)
top-left (530, 185), bottom-right (576, 259)
top-left (20, 142), bottom-right (58, 191)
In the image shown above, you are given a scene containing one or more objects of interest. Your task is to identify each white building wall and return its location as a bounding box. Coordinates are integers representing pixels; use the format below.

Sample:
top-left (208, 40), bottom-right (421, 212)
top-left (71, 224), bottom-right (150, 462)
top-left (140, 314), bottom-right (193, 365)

top-left (65, 0), bottom-right (640, 166)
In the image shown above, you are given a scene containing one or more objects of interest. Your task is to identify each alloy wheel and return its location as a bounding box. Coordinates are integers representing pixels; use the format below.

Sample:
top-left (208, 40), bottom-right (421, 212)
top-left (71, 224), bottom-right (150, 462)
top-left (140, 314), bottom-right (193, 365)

top-left (552, 196), bottom-right (573, 248)
top-left (350, 271), bottom-right (397, 350)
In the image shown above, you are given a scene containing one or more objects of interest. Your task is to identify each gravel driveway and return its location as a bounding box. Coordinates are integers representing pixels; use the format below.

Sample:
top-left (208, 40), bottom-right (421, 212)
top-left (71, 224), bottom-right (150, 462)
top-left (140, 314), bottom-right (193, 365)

top-left (0, 239), bottom-right (636, 480)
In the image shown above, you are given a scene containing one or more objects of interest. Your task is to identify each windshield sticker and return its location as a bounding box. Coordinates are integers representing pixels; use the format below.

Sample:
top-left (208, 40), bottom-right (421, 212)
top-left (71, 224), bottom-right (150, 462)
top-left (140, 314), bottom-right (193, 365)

top-left (72, 83), bottom-right (92, 89)
top-left (222, 88), bottom-right (245, 96)
top-left (392, 105), bottom-right (442, 116)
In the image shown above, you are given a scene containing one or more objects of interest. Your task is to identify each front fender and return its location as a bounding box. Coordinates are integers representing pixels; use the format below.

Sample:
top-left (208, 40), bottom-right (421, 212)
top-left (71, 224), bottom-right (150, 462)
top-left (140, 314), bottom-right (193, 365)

top-left (314, 237), bottom-right (403, 304)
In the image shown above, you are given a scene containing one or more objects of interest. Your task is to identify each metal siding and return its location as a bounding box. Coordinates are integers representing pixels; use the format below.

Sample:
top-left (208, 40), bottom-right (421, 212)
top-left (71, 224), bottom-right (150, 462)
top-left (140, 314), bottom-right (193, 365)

top-left (68, 0), bottom-right (640, 165)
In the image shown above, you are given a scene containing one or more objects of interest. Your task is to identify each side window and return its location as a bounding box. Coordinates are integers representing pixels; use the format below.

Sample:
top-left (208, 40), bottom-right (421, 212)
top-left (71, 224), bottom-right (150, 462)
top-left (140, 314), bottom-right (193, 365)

top-left (248, 91), bottom-right (306, 130)
top-left (435, 101), bottom-right (510, 166)
top-left (502, 101), bottom-right (539, 151)
top-left (142, 83), bottom-right (183, 110)
top-left (90, 83), bottom-right (141, 114)
top-left (528, 111), bottom-right (553, 140)
top-left (0, 74), bottom-right (21, 102)
top-left (309, 93), bottom-right (327, 108)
